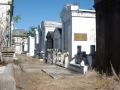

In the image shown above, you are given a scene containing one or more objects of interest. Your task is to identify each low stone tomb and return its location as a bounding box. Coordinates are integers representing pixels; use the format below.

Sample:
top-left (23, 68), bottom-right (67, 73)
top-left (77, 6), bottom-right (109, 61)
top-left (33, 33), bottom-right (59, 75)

top-left (1, 47), bottom-right (15, 62)
top-left (68, 46), bottom-right (89, 74)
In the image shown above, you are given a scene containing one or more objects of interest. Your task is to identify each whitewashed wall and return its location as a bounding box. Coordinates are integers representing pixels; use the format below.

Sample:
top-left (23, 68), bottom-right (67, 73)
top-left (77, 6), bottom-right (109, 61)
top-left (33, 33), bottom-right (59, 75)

top-left (72, 16), bottom-right (96, 56)
top-left (34, 29), bottom-right (39, 54)
top-left (24, 42), bottom-right (28, 52)
top-left (28, 36), bottom-right (35, 56)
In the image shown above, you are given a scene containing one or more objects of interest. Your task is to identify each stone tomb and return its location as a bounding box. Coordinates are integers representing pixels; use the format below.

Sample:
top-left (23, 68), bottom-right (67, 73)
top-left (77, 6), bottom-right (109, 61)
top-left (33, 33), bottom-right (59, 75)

top-left (68, 45), bottom-right (96, 74)
top-left (60, 4), bottom-right (96, 60)
top-left (1, 47), bottom-right (15, 62)
top-left (40, 21), bottom-right (62, 59)
top-left (53, 27), bottom-right (62, 51)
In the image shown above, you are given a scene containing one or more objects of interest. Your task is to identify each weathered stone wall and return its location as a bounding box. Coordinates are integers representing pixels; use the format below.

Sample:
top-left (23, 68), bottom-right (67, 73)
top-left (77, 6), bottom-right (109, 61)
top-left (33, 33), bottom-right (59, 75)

top-left (94, 0), bottom-right (120, 74)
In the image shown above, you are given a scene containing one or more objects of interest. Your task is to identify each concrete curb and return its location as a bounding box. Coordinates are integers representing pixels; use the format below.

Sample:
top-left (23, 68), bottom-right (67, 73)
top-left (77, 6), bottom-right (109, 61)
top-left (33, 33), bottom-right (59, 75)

top-left (1, 63), bottom-right (14, 77)
top-left (0, 75), bottom-right (16, 90)
top-left (41, 69), bottom-right (56, 79)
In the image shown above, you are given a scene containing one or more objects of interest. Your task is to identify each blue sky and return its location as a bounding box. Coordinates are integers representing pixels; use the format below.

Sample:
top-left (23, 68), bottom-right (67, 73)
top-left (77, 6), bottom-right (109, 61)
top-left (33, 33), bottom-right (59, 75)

top-left (14, 0), bottom-right (94, 30)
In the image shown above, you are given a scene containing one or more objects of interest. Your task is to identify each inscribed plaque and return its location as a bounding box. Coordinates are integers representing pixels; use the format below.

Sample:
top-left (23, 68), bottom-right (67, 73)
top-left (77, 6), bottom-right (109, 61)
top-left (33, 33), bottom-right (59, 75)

top-left (74, 33), bottom-right (87, 41)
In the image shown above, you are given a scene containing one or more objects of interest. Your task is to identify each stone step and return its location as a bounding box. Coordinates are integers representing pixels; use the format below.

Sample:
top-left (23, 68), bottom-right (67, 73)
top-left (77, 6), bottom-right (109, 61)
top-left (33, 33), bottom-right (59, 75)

top-left (68, 63), bottom-right (88, 74)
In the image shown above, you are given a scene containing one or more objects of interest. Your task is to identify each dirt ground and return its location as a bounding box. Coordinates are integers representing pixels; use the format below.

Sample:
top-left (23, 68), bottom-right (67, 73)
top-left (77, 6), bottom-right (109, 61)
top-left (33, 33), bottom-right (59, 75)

top-left (15, 55), bottom-right (120, 90)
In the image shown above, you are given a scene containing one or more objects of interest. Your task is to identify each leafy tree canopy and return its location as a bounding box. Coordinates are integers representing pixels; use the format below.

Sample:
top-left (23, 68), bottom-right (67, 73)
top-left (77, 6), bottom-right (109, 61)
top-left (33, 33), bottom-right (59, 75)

top-left (26, 26), bottom-right (37, 37)
top-left (12, 14), bottom-right (21, 23)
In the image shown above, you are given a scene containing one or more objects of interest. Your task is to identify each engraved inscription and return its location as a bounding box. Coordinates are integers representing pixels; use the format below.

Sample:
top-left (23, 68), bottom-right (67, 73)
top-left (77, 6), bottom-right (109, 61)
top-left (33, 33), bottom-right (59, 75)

top-left (74, 33), bottom-right (87, 41)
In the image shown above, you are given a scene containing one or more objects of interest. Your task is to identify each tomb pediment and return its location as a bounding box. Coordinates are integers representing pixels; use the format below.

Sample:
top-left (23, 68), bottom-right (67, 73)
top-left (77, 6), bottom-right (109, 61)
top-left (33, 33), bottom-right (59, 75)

top-left (46, 31), bottom-right (53, 39)
top-left (61, 4), bottom-right (73, 14)
top-left (42, 21), bottom-right (62, 26)
top-left (61, 4), bottom-right (79, 15)
top-left (53, 28), bottom-right (62, 39)
top-left (54, 28), bottom-right (62, 34)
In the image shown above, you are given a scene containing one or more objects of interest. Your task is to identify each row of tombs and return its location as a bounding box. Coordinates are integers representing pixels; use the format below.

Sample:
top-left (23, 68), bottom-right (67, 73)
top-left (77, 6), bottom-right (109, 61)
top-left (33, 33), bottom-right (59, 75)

top-left (46, 45), bottom-right (96, 74)
top-left (20, 4), bottom-right (96, 74)
top-left (21, 36), bottom-right (96, 74)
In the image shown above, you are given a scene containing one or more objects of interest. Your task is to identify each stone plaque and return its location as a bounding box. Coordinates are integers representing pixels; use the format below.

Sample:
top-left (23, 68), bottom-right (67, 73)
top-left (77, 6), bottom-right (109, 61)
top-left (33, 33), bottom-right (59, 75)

top-left (74, 33), bottom-right (87, 41)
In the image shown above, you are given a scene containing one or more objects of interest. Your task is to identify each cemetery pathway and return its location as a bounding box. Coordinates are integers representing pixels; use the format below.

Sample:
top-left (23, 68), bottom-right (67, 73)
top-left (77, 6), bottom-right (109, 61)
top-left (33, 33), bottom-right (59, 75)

top-left (15, 56), bottom-right (81, 79)
top-left (14, 55), bottom-right (120, 90)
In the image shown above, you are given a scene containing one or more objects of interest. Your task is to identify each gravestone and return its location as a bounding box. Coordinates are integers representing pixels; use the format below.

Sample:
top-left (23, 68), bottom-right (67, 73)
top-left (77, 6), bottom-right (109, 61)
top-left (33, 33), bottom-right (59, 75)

top-left (52, 49), bottom-right (58, 64)
top-left (56, 51), bottom-right (61, 65)
top-left (64, 52), bottom-right (69, 68)
top-left (60, 53), bottom-right (65, 65)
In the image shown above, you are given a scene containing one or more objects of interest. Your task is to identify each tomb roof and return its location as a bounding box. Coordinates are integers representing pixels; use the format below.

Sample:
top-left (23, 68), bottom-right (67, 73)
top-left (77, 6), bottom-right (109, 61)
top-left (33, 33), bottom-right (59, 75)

top-left (12, 29), bottom-right (26, 37)
top-left (46, 31), bottom-right (54, 39)
top-left (61, 3), bottom-right (95, 16)
top-left (42, 21), bottom-right (62, 26)
top-left (56, 27), bottom-right (62, 34)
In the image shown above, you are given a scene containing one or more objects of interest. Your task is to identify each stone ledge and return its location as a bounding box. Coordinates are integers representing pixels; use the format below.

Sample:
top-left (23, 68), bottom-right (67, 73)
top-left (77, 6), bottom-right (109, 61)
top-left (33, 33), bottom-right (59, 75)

top-left (0, 75), bottom-right (16, 90)
top-left (0, 63), bottom-right (16, 90)
top-left (68, 63), bottom-right (88, 74)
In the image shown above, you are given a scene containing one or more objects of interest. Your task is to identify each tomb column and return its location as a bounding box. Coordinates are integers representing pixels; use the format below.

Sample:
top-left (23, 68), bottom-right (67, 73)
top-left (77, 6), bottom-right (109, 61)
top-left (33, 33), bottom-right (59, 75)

top-left (34, 29), bottom-right (39, 57)
top-left (75, 46), bottom-right (82, 64)
top-left (27, 36), bottom-right (31, 56)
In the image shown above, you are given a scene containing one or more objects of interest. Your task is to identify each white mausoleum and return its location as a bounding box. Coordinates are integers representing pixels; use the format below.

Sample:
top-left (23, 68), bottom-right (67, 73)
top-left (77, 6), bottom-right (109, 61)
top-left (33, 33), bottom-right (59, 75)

top-left (60, 4), bottom-right (96, 60)
top-left (40, 21), bottom-right (62, 58)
